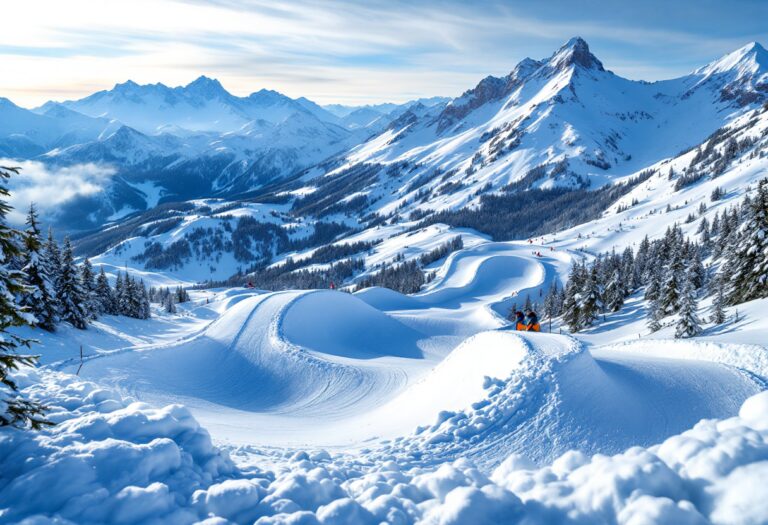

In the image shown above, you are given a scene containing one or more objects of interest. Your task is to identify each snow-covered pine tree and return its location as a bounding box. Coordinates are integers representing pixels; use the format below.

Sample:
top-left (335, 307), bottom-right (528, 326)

top-left (621, 247), bottom-right (637, 293)
top-left (675, 272), bottom-right (702, 339)
top-left (164, 293), bottom-right (176, 314)
top-left (660, 247), bottom-right (684, 315)
top-left (687, 243), bottom-right (706, 290)
top-left (644, 264), bottom-right (662, 302)
top-left (578, 266), bottom-right (603, 327)
top-left (138, 280), bottom-right (151, 319)
top-left (646, 297), bottom-right (662, 333)
top-left (43, 227), bottom-right (62, 296)
top-left (543, 281), bottom-right (561, 319)
top-left (20, 204), bottom-right (57, 331)
top-left (80, 258), bottom-right (98, 320)
top-left (0, 167), bottom-right (49, 429)
top-left (114, 272), bottom-right (125, 315)
top-left (562, 263), bottom-right (583, 331)
top-left (121, 274), bottom-right (140, 318)
top-left (605, 267), bottom-right (624, 312)
top-left (95, 267), bottom-right (115, 315)
top-left (727, 179), bottom-right (768, 304)
top-left (710, 274), bottom-right (728, 325)
top-left (175, 286), bottom-right (189, 304)
top-left (523, 294), bottom-right (533, 312)
top-left (58, 237), bottom-right (88, 329)
top-left (635, 235), bottom-right (651, 281)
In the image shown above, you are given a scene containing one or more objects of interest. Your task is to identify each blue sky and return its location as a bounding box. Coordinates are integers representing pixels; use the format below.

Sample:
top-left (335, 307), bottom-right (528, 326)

top-left (2, 0), bottom-right (766, 107)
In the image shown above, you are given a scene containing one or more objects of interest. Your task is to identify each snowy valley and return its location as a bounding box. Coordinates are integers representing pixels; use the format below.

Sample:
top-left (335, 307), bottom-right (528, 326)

top-left (2, 35), bottom-right (768, 525)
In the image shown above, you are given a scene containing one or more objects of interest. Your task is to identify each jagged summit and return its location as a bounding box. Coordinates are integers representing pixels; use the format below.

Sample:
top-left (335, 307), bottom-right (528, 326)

top-left (184, 75), bottom-right (228, 98)
top-left (547, 37), bottom-right (605, 72)
top-left (696, 41), bottom-right (768, 78)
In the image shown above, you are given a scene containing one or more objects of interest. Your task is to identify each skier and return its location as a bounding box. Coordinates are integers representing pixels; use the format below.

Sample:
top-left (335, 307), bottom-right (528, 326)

top-left (525, 310), bottom-right (541, 332)
top-left (514, 311), bottom-right (526, 330)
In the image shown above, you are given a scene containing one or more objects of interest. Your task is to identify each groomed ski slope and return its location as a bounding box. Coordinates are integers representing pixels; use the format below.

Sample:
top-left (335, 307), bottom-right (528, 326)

top-left (70, 243), bottom-right (764, 465)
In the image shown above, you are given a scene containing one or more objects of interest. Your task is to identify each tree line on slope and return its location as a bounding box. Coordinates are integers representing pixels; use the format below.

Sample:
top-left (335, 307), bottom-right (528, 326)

top-left (416, 169), bottom-right (655, 242)
top-left (22, 206), bottom-right (151, 332)
top-left (554, 177), bottom-right (768, 338)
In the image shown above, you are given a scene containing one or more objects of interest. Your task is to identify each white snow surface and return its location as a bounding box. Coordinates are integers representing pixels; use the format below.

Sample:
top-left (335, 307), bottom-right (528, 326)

top-left (3, 237), bottom-right (768, 524)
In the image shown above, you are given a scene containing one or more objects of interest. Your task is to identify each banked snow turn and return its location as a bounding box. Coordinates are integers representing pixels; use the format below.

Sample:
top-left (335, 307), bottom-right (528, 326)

top-left (73, 243), bottom-right (763, 464)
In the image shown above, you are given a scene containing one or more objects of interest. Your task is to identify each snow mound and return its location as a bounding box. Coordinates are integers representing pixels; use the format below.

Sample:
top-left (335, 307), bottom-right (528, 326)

top-left (3, 368), bottom-right (768, 525)
top-left (74, 290), bottom-right (424, 433)
top-left (282, 290), bottom-right (423, 359)
top-left (390, 332), bottom-right (763, 467)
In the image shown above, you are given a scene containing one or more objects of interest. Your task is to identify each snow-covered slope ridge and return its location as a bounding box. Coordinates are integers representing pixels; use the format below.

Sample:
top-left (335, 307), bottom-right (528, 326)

top-left (62, 242), bottom-right (764, 462)
top-left (294, 38), bottom-right (768, 222)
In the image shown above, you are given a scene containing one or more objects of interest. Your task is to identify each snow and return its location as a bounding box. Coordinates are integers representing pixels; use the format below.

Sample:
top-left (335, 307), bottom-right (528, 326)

top-left (3, 220), bottom-right (768, 523)
top-left (3, 37), bottom-right (768, 524)
top-left (3, 364), bottom-right (768, 524)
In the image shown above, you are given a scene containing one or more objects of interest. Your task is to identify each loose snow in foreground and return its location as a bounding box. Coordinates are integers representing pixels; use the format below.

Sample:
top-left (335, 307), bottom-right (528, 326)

top-left (2, 367), bottom-right (767, 524)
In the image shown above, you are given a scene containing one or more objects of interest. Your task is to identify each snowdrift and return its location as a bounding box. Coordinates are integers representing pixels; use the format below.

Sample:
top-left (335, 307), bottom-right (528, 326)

top-left (74, 290), bottom-right (426, 432)
top-left (282, 290), bottom-right (424, 359)
top-left (3, 366), bottom-right (768, 525)
top-left (393, 331), bottom-right (763, 466)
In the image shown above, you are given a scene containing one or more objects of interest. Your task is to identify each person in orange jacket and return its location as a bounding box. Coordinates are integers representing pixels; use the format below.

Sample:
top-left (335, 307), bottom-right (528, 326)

top-left (525, 310), bottom-right (541, 332)
top-left (514, 311), bottom-right (526, 330)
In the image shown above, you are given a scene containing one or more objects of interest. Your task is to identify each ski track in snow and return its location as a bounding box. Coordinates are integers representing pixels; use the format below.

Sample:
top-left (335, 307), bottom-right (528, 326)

top-left (53, 242), bottom-right (766, 469)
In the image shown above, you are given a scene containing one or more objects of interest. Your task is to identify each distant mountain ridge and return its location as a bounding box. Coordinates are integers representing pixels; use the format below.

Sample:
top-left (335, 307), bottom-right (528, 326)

top-left (1, 38), bottom-right (767, 235)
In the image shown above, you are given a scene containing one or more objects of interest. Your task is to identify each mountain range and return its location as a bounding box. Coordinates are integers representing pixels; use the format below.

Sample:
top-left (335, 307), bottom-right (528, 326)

top-left (1, 37), bottom-right (767, 240)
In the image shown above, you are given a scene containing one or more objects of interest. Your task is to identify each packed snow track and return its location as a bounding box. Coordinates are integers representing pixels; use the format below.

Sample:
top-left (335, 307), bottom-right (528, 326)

top-left (71, 243), bottom-right (765, 464)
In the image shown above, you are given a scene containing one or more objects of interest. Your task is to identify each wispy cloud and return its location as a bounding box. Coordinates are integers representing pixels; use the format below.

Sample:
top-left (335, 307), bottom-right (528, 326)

top-left (1, 159), bottom-right (114, 225)
top-left (1, 0), bottom-right (766, 107)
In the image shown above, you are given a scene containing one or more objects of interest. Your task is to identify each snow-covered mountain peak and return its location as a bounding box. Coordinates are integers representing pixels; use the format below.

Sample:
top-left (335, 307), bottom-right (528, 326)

top-left (547, 36), bottom-right (605, 73)
top-left (686, 41), bottom-right (768, 106)
top-left (697, 41), bottom-right (768, 77)
top-left (182, 75), bottom-right (229, 99)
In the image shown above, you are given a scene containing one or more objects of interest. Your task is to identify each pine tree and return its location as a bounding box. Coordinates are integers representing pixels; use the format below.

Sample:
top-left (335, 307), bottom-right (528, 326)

top-left (80, 258), bottom-right (98, 320)
top-left (164, 294), bottom-right (176, 314)
top-left (19, 204), bottom-right (57, 331)
top-left (578, 266), bottom-right (603, 327)
top-left (635, 235), bottom-right (651, 281)
top-left (114, 272), bottom-right (125, 315)
top-left (727, 179), bottom-right (768, 304)
top-left (543, 281), bottom-right (561, 320)
top-left (646, 297), bottom-right (662, 333)
top-left (660, 247), bottom-right (684, 315)
top-left (0, 167), bottom-right (49, 429)
top-left (122, 274), bottom-right (140, 318)
top-left (605, 267), bottom-right (625, 312)
top-left (175, 286), bottom-right (189, 304)
top-left (58, 238), bottom-right (88, 329)
top-left (95, 268), bottom-right (115, 315)
top-left (43, 227), bottom-right (62, 297)
top-left (138, 280), bottom-right (151, 319)
top-left (562, 263), bottom-right (583, 331)
top-left (675, 273), bottom-right (701, 339)
top-left (710, 274), bottom-right (728, 325)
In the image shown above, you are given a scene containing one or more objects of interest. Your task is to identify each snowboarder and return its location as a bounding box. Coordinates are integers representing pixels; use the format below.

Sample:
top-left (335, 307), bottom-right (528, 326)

top-left (514, 311), bottom-right (526, 330)
top-left (525, 310), bottom-right (541, 332)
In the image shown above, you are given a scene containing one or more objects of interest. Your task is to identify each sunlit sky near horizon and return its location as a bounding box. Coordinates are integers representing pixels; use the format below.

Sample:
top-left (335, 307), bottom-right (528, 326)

top-left (2, 0), bottom-right (767, 108)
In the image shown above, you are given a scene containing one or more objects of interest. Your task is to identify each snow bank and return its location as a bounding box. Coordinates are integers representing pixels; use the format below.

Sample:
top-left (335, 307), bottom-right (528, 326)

top-left (282, 290), bottom-right (423, 359)
top-left (5, 363), bottom-right (766, 524)
top-left (601, 338), bottom-right (768, 380)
